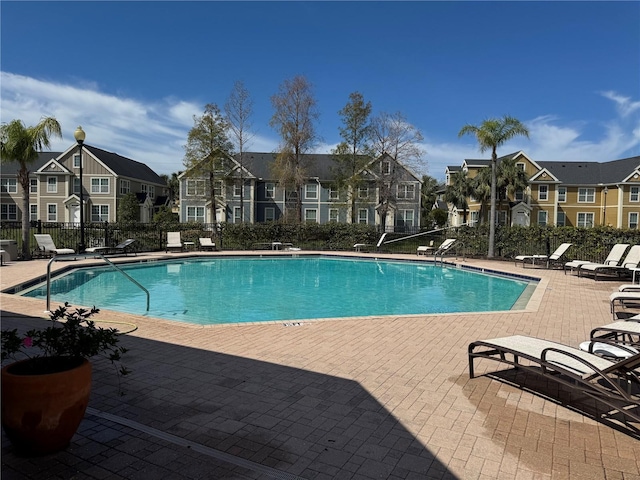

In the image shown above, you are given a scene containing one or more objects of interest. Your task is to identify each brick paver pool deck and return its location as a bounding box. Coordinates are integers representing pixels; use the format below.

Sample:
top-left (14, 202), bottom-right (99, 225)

top-left (1, 251), bottom-right (640, 479)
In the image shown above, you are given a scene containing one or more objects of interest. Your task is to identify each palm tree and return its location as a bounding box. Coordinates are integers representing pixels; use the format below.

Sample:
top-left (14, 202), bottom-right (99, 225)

top-left (458, 116), bottom-right (529, 257)
top-left (498, 156), bottom-right (529, 225)
top-left (471, 167), bottom-right (492, 224)
top-left (444, 170), bottom-right (474, 225)
top-left (0, 117), bottom-right (63, 260)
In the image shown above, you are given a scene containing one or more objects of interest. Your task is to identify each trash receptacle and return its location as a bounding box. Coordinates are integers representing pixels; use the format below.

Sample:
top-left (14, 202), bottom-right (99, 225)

top-left (0, 240), bottom-right (19, 261)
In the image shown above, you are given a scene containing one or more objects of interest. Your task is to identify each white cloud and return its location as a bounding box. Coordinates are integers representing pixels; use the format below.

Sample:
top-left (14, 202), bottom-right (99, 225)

top-left (2, 73), bottom-right (639, 181)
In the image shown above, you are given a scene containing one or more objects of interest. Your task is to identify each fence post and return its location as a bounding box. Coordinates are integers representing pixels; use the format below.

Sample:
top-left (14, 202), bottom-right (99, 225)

top-left (104, 221), bottom-right (109, 247)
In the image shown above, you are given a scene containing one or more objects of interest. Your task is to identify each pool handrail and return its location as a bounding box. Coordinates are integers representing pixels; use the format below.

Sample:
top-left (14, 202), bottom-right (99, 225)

top-left (46, 253), bottom-right (150, 312)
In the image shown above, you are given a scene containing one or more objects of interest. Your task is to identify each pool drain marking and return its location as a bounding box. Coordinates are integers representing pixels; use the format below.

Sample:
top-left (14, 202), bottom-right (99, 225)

top-left (86, 407), bottom-right (305, 480)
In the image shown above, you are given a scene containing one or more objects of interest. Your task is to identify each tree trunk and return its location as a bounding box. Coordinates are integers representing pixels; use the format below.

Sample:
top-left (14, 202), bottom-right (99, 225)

top-left (488, 151), bottom-right (497, 258)
top-left (19, 167), bottom-right (31, 260)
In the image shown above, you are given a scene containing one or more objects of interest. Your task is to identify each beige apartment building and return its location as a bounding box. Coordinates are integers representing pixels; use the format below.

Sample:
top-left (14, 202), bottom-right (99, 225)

top-left (445, 151), bottom-right (640, 229)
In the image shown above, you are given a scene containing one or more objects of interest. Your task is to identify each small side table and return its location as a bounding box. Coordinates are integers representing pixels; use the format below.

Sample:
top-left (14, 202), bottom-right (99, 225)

top-left (184, 241), bottom-right (195, 251)
top-left (631, 267), bottom-right (640, 284)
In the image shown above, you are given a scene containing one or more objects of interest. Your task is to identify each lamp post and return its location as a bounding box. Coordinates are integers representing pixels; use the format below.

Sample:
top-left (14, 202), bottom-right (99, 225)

top-left (603, 186), bottom-right (608, 226)
top-left (74, 126), bottom-right (86, 253)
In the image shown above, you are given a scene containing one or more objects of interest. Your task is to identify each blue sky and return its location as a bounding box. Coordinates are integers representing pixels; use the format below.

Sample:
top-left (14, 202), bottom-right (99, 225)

top-left (1, 1), bottom-right (639, 180)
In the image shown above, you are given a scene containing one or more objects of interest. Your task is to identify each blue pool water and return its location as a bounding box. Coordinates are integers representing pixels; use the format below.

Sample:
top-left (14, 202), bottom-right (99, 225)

top-left (22, 256), bottom-right (533, 325)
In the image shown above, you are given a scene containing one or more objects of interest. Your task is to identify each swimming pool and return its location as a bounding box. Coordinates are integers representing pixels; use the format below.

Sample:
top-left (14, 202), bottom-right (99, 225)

top-left (21, 256), bottom-right (535, 325)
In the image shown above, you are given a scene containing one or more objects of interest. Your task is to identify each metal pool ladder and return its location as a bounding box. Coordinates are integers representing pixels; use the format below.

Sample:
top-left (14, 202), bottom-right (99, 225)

top-left (46, 253), bottom-right (150, 312)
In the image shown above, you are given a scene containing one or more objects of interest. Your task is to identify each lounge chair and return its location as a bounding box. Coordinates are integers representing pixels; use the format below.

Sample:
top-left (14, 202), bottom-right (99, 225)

top-left (590, 320), bottom-right (640, 350)
top-left (610, 291), bottom-right (640, 318)
top-left (33, 234), bottom-right (75, 256)
top-left (417, 241), bottom-right (435, 255)
top-left (564, 243), bottom-right (630, 275)
top-left (166, 232), bottom-right (183, 252)
top-left (579, 245), bottom-right (640, 280)
top-left (514, 242), bottom-right (572, 268)
top-left (85, 238), bottom-right (137, 256)
top-left (468, 334), bottom-right (640, 423)
top-left (199, 237), bottom-right (216, 251)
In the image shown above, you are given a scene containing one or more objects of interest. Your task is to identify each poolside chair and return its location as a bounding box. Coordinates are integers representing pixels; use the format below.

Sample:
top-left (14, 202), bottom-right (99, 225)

top-left (514, 242), bottom-right (572, 269)
top-left (33, 234), bottom-right (75, 257)
top-left (85, 238), bottom-right (137, 256)
top-left (590, 320), bottom-right (640, 351)
top-left (610, 291), bottom-right (640, 318)
top-left (468, 334), bottom-right (640, 423)
top-left (579, 245), bottom-right (640, 280)
top-left (417, 240), bottom-right (435, 255)
top-left (564, 243), bottom-right (630, 275)
top-left (198, 237), bottom-right (216, 251)
top-left (166, 232), bottom-right (183, 252)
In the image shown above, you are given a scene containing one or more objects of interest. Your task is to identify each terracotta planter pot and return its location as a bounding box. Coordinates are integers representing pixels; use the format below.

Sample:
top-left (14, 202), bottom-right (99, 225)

top-left (1, 357), bottom-right (92, 455)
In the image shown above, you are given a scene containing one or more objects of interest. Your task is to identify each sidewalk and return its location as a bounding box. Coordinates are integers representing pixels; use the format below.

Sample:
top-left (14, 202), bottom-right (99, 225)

top-left (2, 252), bottom-right (639, 479)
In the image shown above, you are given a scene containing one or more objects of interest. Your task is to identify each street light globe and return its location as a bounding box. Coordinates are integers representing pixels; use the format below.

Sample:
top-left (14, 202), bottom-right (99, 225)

top-left (74, 126), bottom-right (86, 144)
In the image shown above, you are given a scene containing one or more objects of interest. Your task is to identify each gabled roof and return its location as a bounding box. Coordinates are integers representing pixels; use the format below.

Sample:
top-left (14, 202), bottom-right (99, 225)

top-left (0, 152), bottom-right (63, 176)
top-left (1, 147), bottom-right (166, 186)
top-left (84, 145), bottom-right (166, 186)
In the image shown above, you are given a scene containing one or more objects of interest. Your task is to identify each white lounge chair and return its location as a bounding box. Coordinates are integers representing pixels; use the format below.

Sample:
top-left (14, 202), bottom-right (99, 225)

top-left (514, 242), bottom-right (572, 268)
top-left (610, 291), bottom-right (640, 318)
top-left (564, 243), bottom-right (630, 275)
top-left (469, 334), bottom-right (640, 423)
top-left (33, 234), bottom-right (76, 256)
top-left (198, 237), bottom-right (216, 251)
top-left (417, 241), bottom-right (435, 255)
top-left (166, 232), bottom-right (183, 252)
top-left (580, 245), bottom-right (640, 280)
top-left (85, 238), bottom-right (137, 256)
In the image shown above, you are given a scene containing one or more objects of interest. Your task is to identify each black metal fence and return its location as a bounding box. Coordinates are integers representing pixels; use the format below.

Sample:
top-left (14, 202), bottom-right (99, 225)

top-left (2, 220), bottom-right (639, 262)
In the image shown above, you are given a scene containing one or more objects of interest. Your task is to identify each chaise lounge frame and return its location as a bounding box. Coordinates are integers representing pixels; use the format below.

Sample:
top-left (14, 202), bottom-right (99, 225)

top-left (469, 334), bottom-right (640, 423)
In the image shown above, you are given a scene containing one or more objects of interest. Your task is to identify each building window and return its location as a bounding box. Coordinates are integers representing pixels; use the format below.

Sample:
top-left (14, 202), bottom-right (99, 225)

top-left (73, 178), bottom-right (81, 195)
top-left (400, 210), bottom-right (414, 227)
top-left (515, 189), bottom-right (524, 202)
top-left (1, 178), bottom-right (18, 193)
top-left (120, 180), bottom-right (130, 195)
top-left (47, 204), bottom-right (57, 221)
top-left (30, 179), bottom-right (38, 194)
top-left (234, 183), bottom-right (243, 198)
top-left (397, 184), bottom-right (415, 200)
top-left (382, 161), bottom-right (391, 175)
top-left (186, 180), bottom-right (206, 196)
top-left (558, 187), bottom-right (567, 203)
top-left (577, 212), bottom-right (594, 228)
top-left (91, 205), bottom-right (109, 222)
top-left (148, 185), bottom-right (155, 199)
top-left (73, 154), bottom-right (81, 168)
top-left (631, 187), bottom-right (640, 202)
top-left (233, 207), bottom-right (242, 223)
top-left (538, 185), bottom-right (548, 201)
top-left (91, 178), bottom-right (109, 194)
top-left (358, 208), bottom-right (368, 224)
top-left (213, 181), bottom-right (223, 197)
top-left (304, 208), bottom-right (318, 223)
top-left (358, 186), bottom-right (368, 199)
top-left (630, 212), bottom-right (639, 229)
top-left (556, 211), bottom-right (566, 226)
top-left (265, 183), bottom-right (275, 199)
top-left (186, 206), bottom-right (205, 223)
top-left (516, 162), bottom-right (525, 171)
top-left (470, 211), bottom-right (479, 226)
top-left (497, 211), bottom-right (507, 225)
top-left (305, 183), bottom-right (318, 200)
top-left (537, 210), bottom-right (548, 226)
top-left (265, 207), bottom-right (275, 222)
top-left (578, 188), bottom-right (595, 203)
top-left (329, 187), bottom-right (339, 200)
top-left (47, 177), bottom-right (57, 193)
top-left (329, 208), bottom-right (339, 222)
top-left (30, 204), bottom-right (37, 221)
top-left (0, 204), bottom-right (17, 220)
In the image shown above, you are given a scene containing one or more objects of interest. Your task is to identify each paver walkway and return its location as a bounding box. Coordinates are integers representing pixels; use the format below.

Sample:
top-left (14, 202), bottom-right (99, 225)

top-left (2, 251), bottom-right (640, 479)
